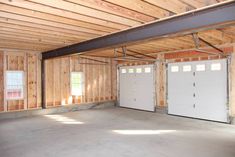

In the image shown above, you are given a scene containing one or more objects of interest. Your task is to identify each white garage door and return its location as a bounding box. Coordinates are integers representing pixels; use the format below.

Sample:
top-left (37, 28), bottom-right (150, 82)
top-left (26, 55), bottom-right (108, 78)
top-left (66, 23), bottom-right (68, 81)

top-left (119, 65), bottom-right (155, 111)
top-left (168, 59), bottom-right (229, 122)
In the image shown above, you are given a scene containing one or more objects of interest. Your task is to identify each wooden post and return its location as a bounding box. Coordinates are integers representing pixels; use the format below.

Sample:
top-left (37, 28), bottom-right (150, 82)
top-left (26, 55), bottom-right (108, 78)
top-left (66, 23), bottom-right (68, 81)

top-left (41, 59), bottom-right (46, 109)
top-left (3, 52), bottom-right (7, 112)
top-left (24, 53), bottom-right (27, 110)
top-left (230, 45), bottom-right (235, 118)
top-left (156, 54), bottom-right (166, 107)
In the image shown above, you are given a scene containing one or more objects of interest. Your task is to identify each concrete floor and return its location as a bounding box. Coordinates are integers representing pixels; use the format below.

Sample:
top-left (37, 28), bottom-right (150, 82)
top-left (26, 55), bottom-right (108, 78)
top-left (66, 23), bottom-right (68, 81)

top-left (0, 107), bottom-right (235, 157)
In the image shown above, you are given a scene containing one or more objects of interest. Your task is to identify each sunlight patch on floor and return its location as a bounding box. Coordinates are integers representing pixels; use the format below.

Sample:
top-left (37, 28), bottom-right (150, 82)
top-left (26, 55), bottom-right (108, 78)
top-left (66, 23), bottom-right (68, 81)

top-left (45, 115), bottom-right (84, 124)
top-left (112, 130), bottom-right (176, 135)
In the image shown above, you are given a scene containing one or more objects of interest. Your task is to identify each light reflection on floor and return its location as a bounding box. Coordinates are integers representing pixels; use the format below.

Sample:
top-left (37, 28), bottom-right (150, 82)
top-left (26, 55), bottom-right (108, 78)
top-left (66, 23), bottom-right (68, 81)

top-left (45, 115), bottom-right (84, 124)
top-left (112, 130), bottom-right (177, 135)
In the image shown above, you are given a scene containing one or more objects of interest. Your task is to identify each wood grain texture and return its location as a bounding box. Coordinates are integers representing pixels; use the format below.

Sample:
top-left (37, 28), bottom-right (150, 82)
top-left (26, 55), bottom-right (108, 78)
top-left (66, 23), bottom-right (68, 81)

top-left (44, 56), bottom-right (117, 108)
top-left (0, 0), bottom-right (229, 52)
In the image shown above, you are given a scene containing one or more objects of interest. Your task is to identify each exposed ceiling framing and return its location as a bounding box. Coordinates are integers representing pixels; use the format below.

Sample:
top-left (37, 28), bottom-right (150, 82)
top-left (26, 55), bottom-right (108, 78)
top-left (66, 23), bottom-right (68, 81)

top-left (42, 1), bottom-right (235, 59)
top-left (0, 0), bottom-right (233, 55)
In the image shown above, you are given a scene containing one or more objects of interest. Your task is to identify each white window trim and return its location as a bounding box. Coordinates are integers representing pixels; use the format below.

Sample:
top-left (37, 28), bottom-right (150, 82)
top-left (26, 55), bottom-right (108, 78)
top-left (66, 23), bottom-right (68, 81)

top-left (5, 70), bottom-right (24, 100)
top-left (70, 72), bottom-right (84, 96)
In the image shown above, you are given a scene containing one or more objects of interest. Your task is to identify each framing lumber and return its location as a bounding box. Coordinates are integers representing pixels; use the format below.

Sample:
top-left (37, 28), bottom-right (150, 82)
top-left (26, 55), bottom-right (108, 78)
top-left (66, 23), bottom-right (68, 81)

top-left (42, 1), bottom-right (235, 59)
top-left (198, 37), bottom-right (225, 55)
top-left (127, 49), bottom-right (157, 59)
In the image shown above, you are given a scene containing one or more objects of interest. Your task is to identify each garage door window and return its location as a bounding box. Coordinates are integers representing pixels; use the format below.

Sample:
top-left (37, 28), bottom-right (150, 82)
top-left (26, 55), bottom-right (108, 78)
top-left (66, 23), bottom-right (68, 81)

top-left (171, 66), bottom-right (179, 72)
top-left (136, 68), bottom-right (142, 73)
top-left (211, 63), bottom-right (221, 71)
top-left (144, 67), bottom-right (151, 73)
top-left (6, 71), bottom-right (24, 100)
top-left (128, 68), bottom-right (134, 73)
top-left (196, 64), bottom-right (205, 72)
top-left (183, 65), bottom-right (191, 72)
top-left (71, 72), bottom-right (84, 96)
top-left (121, 69), bottom-right (127, 74)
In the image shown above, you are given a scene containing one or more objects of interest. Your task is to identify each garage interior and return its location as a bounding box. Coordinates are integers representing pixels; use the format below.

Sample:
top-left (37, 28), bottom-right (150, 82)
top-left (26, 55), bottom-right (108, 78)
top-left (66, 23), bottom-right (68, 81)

top-left (0, 0), bottom-right (235, 157)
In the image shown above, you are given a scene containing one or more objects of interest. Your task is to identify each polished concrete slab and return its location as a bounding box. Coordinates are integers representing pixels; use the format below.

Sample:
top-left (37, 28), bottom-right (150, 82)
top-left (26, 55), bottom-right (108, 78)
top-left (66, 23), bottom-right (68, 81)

top-left (0, 107), bottom-right (235, 157)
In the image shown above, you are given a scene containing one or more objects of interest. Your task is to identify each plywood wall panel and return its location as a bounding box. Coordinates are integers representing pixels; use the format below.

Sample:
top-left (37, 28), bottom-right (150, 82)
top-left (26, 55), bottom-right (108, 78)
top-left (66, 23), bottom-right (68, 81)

top-left (44, 56), bottom-right (117, 107)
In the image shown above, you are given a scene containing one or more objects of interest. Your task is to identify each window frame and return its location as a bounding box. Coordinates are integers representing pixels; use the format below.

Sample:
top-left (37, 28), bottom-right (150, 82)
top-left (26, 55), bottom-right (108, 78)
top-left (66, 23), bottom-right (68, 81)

top-left (5, 70), bottom-right (24, 100)
top-left (70, 72), bottom-right (84, 96)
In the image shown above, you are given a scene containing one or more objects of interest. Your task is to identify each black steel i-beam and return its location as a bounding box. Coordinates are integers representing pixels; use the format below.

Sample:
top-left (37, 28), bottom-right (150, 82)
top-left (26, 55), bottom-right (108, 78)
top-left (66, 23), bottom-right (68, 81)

top-left (42, 1), bottom-right (235, 60)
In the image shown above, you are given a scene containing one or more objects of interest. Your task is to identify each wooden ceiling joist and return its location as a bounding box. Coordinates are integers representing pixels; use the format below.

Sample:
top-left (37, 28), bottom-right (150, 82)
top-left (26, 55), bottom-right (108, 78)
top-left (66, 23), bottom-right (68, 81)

top-left (42, 1), bottom-right (235, 59)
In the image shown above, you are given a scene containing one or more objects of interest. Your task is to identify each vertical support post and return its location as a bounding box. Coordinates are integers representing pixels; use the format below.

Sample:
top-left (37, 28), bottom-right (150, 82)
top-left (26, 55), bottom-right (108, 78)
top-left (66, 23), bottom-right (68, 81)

top-left (230, 45), bottom-right (235, 122)
top-left (156, 54), bottom-right (166, 108)
top-left (41, 59), bottom-right (46, 109)
top-left (3, 51), bottom-right (7, 112)
top-left (24, 53), bottom-right (28, 110)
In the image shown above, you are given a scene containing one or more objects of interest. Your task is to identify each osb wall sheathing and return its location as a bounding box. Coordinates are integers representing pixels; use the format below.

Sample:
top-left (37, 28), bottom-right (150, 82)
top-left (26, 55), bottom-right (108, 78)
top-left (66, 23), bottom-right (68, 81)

top-left (0, 51), bottom-right (41, 112)
top-left (44, 56), bottom-right (117, 108)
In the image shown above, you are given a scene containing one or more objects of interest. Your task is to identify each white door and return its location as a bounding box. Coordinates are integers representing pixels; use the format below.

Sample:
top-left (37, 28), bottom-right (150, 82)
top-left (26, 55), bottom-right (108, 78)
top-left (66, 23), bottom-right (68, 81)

top-left (168, 63), bottom-right (195, 117)
top-left (119, 65), bottom-right (155, 111)
top-left (194, 60), bottom-right (228, 122)
top-left (168, 59), bottom-right (228, 123)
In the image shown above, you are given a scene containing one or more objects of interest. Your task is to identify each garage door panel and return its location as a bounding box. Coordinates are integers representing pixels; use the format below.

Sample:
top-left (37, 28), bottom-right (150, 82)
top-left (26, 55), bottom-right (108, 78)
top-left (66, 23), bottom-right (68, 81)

top-left (168, 63), bottom-right (195, 116)
top-left (194, 60), bottom-right (228, 122)
top-left (168, 59), bottom-right (228, 123)
top-left (119, 65), bottom-right (155, 111)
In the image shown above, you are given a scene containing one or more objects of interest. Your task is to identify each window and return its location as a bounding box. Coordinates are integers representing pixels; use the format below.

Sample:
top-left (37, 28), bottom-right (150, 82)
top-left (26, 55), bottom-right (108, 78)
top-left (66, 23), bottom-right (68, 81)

top-left (144, 67), bottom-right (151, 73)
top-left (128, 68), bottom-right (134, 73)
top-left (136, 68), bottom-right (142, 73)
top-left (71, 72), bottom-right (84, 96)
top-left (171, 66), bottom-right (179, 72)
top-left (121, 69), bottom-right (127, 74)
top-left (196, 64), bottom-right (205, 71)
top-left (6, 71), bottom-right (24, 100)
top-left (183, 65), bottom-right (191, 72)
top-left (211, 63), bottom-right (221, 71)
